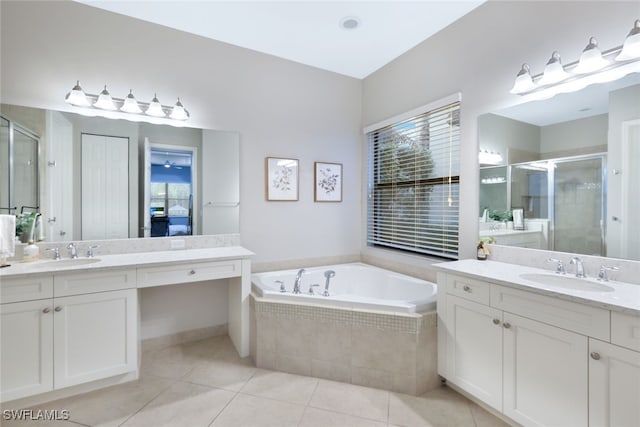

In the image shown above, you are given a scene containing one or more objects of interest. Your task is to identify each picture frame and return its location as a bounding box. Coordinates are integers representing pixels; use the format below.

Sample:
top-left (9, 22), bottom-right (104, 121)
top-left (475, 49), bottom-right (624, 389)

top-left (512, 207), bottom-right (525, 230)
top-left (265, 157), bottom-right (299, 201)
top-left (314, 162), bottom-right (343, 202)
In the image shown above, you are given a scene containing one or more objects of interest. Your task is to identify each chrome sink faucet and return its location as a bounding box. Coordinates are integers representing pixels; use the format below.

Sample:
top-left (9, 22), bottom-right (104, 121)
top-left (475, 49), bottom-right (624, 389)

top-left (67, 242), bottom-right (78, 259)
top-left (293, 268), bottom-right (305, 294)
top-left (570, 257), bottom-right (586, 278)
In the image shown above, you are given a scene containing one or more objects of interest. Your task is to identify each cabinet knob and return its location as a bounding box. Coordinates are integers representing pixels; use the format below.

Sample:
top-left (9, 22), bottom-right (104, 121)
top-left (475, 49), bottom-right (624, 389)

top-left (462, 285), bottom-right (471, 292)
top-left (54, 306), bottom-right (63, 312)
top-left (492, 318), bottom-right (500, 325)
top-left (590, 352), bottom-right (601, 360)
top-left (189, 270), bottom-right (196, 275)
top-left (42, 307), bottom-right (51, 314)
top-left (503, 322), bottom-right (511, 329)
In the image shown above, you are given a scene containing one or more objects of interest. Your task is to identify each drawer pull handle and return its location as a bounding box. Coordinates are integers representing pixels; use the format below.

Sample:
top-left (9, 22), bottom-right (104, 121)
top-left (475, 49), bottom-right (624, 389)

top-left (492, 318), bottom-right (500, 325)
top-left (54, 306), bottom-right (63, 312)
top-left (590, 352), bottom-right (601, 360)
top-left (462, 285), bottom-right (471, 292)
top-left (503, 322), bottom-right (511, 329)
top-left (42, 307), bottom-right (51, 314)
top-left (189, 270), bottom-right (196, 275)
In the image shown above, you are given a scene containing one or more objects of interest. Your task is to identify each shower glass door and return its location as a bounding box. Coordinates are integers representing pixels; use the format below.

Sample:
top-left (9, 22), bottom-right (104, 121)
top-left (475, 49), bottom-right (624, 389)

top-left (552, 156), bottom-right (605, 256)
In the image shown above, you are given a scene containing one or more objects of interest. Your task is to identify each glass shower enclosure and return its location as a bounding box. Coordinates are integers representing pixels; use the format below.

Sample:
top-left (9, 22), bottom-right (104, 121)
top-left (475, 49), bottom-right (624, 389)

top-left (510, 154), bottom-right (606, 256)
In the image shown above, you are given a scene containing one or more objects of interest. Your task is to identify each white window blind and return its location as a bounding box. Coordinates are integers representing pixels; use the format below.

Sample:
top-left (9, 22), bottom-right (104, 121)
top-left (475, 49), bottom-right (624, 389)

top-left (366, 101), bottom-right (460, 259)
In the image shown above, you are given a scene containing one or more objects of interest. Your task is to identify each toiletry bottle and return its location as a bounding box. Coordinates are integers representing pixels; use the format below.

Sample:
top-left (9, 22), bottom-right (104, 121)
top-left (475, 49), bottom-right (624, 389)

top-left (477, 242), bottom-right (487, 260)
top-left (23, 240), bottom-right (40, 262)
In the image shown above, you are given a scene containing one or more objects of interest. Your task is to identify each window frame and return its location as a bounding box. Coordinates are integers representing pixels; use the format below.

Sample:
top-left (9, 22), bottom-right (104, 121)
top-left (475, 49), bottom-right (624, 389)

top-left (364, 94), bottom-right (461, 260)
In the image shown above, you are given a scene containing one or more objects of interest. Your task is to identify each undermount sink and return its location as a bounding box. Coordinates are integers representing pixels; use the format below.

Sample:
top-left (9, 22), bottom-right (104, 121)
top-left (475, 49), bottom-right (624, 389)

top-left (519, 273), bottom-right (615, 292)
top-left (31, 258), bottom-right (102, 269)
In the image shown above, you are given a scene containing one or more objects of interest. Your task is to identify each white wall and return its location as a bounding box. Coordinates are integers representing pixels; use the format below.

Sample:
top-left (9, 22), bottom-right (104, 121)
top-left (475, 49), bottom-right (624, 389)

top-left (0, 0), bottom-right (363, 267)
top-left (362, 0), bottom-right (639, 259)
top-left (540, 114), bottom-right (607, 156)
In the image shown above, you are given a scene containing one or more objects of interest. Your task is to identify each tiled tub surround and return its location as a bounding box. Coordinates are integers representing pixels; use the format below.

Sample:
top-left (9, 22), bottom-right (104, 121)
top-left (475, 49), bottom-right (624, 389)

top-left (250, 263), bottom-right (439, 395)
top-left (250, 300), bottom-right (439, 396)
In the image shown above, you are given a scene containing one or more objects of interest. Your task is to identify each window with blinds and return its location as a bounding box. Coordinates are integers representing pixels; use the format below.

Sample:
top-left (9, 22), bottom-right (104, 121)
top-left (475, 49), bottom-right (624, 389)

top-left (366, 101), bottom-right (460, 259)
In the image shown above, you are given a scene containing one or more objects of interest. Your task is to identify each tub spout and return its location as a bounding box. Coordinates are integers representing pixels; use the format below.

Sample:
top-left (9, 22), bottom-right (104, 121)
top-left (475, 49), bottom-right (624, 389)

top-left (293, 268), bottom-right (305, 294)
top-left (323, 270), bottom-right (335, 297)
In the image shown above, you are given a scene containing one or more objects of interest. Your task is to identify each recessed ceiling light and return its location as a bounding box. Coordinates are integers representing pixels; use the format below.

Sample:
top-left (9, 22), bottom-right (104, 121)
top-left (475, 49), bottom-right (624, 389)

top-left (339, 16), bottom-right (360, 31)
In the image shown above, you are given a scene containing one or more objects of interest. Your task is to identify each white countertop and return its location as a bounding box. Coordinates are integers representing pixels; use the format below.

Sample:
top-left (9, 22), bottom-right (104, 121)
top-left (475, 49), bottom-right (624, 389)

top-left (479, 229), bottom-right (541, 237)
top-left (0, 246), bottom-right (254, 278)
top-left (433, 259), bottom-right (640, 315)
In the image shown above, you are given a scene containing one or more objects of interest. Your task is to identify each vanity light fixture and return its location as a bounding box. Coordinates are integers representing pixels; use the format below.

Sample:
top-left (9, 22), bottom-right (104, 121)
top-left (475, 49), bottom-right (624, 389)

top-left (64, 82), bottom-right (190, 124)
top-left (510, 19), bottom-right (640, 99)
top-left (478, 150), bottom-right (503, 165)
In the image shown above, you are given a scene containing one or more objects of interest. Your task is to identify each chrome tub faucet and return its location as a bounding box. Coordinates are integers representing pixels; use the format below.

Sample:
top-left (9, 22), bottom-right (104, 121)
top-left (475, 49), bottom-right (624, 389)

top-left (293, 268), bottom-right (305, 294)
top-left (323, 270), bottom-right (335, 297)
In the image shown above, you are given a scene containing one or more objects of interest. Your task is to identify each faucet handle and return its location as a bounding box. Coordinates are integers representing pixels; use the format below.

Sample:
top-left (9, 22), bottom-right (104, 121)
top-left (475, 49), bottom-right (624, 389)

top-left (547, 258), bottom-right (566, 274)
top-left (308, 284), bottom-right (320, 295)
top-left (86, 245), bottom-right (99, 258)
top-left (597, 265), bottom-right (619, 282)
top-left (274, 280), bottom-right (286, 293)
top-left (46, 247), bottom-right (61, 260)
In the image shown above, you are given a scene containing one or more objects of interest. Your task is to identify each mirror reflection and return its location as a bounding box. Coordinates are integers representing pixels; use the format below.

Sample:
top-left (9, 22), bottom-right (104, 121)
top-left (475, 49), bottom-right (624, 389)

top-left (0, 103), bottom-right (240, 243)
top-left (478, 74), bottom-right (640, 261)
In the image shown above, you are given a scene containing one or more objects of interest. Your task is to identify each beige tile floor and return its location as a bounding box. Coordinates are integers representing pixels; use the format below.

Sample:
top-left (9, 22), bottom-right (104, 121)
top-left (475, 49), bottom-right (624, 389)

top-left (2, 335), bottom-right (511, 427)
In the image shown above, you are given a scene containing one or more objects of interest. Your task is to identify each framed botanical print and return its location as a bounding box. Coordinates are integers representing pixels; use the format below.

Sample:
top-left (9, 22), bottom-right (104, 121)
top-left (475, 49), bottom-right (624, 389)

top-left (265, 157), bottom-right (299, 201)
top-left (314, 162), bottom-right (342, 202)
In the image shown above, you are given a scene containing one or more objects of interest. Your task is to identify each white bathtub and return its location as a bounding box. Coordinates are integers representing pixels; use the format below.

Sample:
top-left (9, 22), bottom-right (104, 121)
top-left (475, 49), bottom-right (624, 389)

top-left (251, 262), bottom-right (437, 313)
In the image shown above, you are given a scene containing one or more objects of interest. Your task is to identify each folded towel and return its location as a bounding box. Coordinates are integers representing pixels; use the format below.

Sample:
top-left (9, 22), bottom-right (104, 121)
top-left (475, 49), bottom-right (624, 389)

top-left (0, 214), bottom-right (16, 257)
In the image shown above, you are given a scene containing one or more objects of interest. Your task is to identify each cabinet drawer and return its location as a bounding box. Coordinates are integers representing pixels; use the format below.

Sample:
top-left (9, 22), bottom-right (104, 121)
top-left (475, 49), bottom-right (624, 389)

top-left (54, 269), bottom-right (137, 297)
top-left (1, 275), bottom-right (54, 303)
top-left (491, 284), bottom-right (610, 340)
top-left (137, 259), bottom-right (241, 288)
top-left (611, 311), bottom-right (640, 352)
top-left (445, 274), bottom-right (491, 305)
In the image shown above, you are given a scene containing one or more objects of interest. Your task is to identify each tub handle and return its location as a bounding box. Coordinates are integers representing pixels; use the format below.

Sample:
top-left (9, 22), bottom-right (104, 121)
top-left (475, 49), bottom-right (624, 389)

top-left (308, 284), bottom-right (320, 295)
top-left (274, 280), bottom-right (286, 293)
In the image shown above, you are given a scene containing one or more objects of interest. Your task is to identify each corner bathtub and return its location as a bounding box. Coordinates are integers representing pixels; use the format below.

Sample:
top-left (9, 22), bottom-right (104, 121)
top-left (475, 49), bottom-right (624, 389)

top-left (251, 262), bottom-right (437, 313)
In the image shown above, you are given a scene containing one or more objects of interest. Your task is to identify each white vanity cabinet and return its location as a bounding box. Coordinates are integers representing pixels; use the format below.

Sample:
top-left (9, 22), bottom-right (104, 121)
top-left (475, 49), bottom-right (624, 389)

top-left (589, 338), bottom-right (640, 427)
top-left (1, 299), bottom-right (54, 402)
top-left (0, 269), bottom-right (137, 402)
top-left (437, 270), bottom-right (639, 427)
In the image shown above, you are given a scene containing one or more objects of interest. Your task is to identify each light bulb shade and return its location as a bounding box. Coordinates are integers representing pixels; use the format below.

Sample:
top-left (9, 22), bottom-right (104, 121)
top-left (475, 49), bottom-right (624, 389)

top-left (539, 51), bottom-right (570, 85)
top-left (93, 85), bottom-right (117, 110)
top-left (65, 81), bottom-right (91, 107)
top-left (169, 98), bottom-right (190, 120)
top-left (121, 90), bottom-right (143, 114)
top-left (510, 63), bottom-right (537, 94)
top-left (616, 19), bottom-right (640, 61)
top-left (573, 37), bottom-right (609, 74)
top-left (145, 94), bottom-right (166, 117)
top-left (163, 160), bottom-right (171, 168)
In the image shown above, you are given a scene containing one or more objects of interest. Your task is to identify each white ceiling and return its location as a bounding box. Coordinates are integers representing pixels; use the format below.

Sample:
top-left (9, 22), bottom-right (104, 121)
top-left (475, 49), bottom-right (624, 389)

top-left (75, 0), bottom-right (485, 79)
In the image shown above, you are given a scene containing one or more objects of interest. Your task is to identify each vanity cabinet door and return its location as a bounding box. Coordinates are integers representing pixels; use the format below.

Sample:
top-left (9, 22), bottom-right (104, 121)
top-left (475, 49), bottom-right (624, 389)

top-left (0, 300), bottom-right (54, 402)
top-left (589, 339), bottom-right (640, 427)
top-left (53, 289), bottom-right (137, 389)
top-left (503, 313), bottom-right (588, 427)
top-left (445, 295), bottom-right (503, 411)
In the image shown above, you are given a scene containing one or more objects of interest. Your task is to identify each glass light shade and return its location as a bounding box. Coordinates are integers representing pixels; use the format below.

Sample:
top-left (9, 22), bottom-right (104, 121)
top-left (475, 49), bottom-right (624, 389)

top-left (93, 85), bottom-right (117, 110)
top-left (510, 64), bottom-right (537, 94)
top-left (539, 51), bottom-right (570, 85)
top-left (616, 19), bottom-right (640, 61)
top-left (120, 90), bottom-right (142, 114)
top-left (163, 160), bottom-right (171, 168)
top-left (169, 98), bottom-right (190, 120)
top-left (145, 94), bottom-right (166, 117)
top-left (64, 81), bottom-right (90, 107)
top-left (573, 37), bottom-right (609, 74)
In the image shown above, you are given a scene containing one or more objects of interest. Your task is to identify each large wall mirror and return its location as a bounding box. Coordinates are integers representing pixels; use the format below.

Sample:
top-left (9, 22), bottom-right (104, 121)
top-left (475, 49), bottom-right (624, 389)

top-left (478, 74), bottom-right (640, 261)
top-left (0, 103), bottom-right (240, 243)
